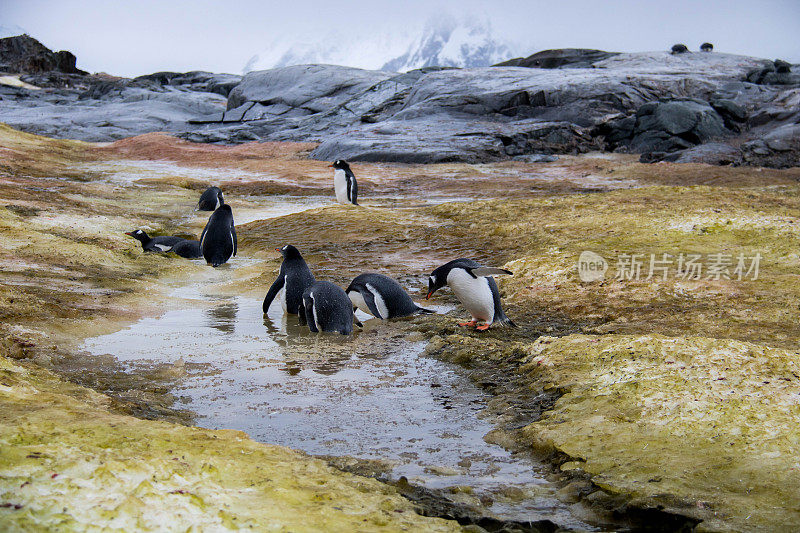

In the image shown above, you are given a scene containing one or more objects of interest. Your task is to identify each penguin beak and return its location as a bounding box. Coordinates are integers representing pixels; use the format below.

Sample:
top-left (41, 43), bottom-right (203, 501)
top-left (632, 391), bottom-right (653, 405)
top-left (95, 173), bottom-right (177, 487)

top-left (426, 291), bottom-right (433, 300)
top-left (274, 247), bottom-right (280, 252)
top-left (328, 164), bottom-right (334, 167)
top-left (124, 231), bottom-right (133, 236)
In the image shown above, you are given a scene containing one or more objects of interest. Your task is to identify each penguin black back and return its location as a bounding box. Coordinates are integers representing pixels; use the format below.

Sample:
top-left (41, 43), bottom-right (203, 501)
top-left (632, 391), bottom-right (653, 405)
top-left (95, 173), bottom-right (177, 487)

top-left (125, 229), bottom-right (183, 252)
top-left (346, 273), bottom-right (432, 319)
top-left (263, 244), bottom-right (316, 315)
top-left (301, 281), bottom-right (357, 335)
top-left (200, 205), bottom-right (237, 267)
top-left (198, 186), bottom-right (224, 211)
top-left (171, 239), bottom-right (202, 259)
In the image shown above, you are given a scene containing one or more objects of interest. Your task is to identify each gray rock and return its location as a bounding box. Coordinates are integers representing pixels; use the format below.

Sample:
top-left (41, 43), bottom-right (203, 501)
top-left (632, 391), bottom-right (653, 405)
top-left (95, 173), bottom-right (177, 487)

top-left (226, 64), bottom-right (392, 111)
top-left (742, 124), bottom-right (800, 168)
top-left (629, 99), bottom-right (727, 156)
top-left (494, 48), bottom-right (618, 69)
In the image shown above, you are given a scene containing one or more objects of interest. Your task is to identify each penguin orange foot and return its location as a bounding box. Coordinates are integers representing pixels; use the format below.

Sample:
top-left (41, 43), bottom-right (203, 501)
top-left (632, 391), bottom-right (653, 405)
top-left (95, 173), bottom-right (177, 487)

top-left (475, 324), bottom-right (491, 331)
top-left (458, 320), bottom-right (478, 327)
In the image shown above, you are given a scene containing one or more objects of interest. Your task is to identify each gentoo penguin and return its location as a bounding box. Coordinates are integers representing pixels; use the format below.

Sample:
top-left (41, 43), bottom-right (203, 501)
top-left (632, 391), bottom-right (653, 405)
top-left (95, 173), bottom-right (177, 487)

top-left (199, 204), bottom-right (237, 267)
top-left (426, 258), bottom-right (516, 330)
top-left (301, 281), bottom-right (359, 335)
top-left (346, 273), bottom-right (433, 319)
top-left (700, 42), bottom-right (713, 52)
top-left (171, 239), bottom-right (202, 259)
top-left (198, 186), bottom-right (224, 211)
top-left (262, 245), bottom-right (316, 315)
top-left (125, 229), bottom-right (183, 252)
top-left (670, 44), bottom-right (689, 54)
top-left (329, 160), bottom-right (358, 205)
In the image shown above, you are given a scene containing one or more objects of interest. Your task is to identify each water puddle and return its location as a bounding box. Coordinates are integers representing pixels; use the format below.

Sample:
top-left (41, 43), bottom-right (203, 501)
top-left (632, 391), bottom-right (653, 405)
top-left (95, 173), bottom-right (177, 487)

top-left (82, 273), bottom-right (592, 529)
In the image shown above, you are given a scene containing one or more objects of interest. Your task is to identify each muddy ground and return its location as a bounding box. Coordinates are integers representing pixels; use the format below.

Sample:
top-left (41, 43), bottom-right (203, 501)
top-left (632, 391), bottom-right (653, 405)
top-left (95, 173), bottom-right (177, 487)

top-left (1, 123), bottom-right (799, 531)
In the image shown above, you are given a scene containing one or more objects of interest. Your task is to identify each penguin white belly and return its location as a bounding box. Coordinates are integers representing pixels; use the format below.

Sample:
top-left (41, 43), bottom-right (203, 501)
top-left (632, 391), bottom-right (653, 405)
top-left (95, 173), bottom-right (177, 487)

top-left (277, 281), bottom-right (287, 312)
top-left (333, 169), bottom-right (349, 204)
top-left (154, 244), bottom-right (172, 252)
top-left (348, 290), bottom-right (372, 316)
top-left (447, 269), bottom-right (495, 322)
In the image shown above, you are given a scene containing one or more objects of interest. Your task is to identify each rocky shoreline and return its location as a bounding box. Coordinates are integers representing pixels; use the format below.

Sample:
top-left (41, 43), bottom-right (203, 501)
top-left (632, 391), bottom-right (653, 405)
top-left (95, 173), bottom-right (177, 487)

top-left (1, 34), bottom-right (798, 168)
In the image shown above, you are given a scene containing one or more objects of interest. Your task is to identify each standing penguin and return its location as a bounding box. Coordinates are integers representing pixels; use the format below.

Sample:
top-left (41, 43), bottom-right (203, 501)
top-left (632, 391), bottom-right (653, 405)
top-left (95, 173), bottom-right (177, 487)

top-left (263, 245), bottom-right (316, 315)
top-left (200, 204), bottom-right (237, 267)
top-left (426, 258), bottom-right (516, 330)
top-left (329, 160), bottom-right (358, 205)
top-left (301, 281), bottom-right (359, 335)
top-left (198, 186), bottom-right (224, 211)
top-left (125, 229), bottom-right (184, 252)
top-left (346, 273), bottom-right (433, 319)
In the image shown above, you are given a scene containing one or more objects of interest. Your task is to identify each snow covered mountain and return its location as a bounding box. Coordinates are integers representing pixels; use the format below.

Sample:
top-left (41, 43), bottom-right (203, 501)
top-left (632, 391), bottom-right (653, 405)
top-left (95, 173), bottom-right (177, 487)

top-left (244, 15), bottom-right (520, 73)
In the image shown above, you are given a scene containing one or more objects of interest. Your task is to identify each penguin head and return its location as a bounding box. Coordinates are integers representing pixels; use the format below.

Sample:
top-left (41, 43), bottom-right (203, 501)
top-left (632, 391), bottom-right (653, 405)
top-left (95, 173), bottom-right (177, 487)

top-left (276, 244), bottom-right (302, 260)
top-left (329, 159), bottom-right (351, 171)
top-left (125, 229), bottom-right (148, 241)
top-left (426, 270), bottom-right (447, 300)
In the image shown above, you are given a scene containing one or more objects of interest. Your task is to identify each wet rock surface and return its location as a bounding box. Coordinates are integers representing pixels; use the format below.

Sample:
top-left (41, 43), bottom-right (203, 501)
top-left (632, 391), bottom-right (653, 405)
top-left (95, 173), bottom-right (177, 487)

top-left (2, 38), bottom-right (798, 167)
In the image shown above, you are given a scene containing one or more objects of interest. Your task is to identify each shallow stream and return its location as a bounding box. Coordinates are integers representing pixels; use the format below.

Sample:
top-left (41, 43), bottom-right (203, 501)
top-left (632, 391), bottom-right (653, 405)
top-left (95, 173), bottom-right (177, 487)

top-left (78, 165), bottom-right (595, 528)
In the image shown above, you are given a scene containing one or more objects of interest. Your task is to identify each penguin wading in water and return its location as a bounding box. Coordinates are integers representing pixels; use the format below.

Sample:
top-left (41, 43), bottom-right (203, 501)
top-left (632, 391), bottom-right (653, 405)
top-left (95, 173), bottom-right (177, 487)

top-left (301, 281), bottom-right (360, 335)
top-left (329, 160), bottom-right (358, 205)
top-left (200, 204), bottom-right (237, 267)
top-left (263, 245), bottom-right (316, 316)
top-left (198, 186), bottom-right (224, 211)
top-left (427, 258), bottom-right (516, 330)
top-left (125, 229), bottom-right (183, 252)
top-left (346, 273), bottom-right (433, 319)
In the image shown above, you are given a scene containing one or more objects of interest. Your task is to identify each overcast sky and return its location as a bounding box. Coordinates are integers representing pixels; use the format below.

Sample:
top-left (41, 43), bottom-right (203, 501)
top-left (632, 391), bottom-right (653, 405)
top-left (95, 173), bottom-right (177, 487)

top-left (2, 0), bottom-right (798, 76)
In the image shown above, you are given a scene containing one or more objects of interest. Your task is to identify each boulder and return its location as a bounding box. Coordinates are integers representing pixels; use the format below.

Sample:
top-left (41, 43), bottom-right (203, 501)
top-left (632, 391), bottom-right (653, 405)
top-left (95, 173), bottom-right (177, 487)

top-left (630, 99), bottom-right (728, 158)
top-left (494, 48), bottom-right (618, 69)
top-left (742, 124), bottom-right (800, 168)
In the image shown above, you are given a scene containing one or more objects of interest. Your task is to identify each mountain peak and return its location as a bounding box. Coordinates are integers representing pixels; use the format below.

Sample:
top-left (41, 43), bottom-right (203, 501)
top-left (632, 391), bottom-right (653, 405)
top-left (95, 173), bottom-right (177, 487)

top-left (244, 14), bottom-right (519, 74)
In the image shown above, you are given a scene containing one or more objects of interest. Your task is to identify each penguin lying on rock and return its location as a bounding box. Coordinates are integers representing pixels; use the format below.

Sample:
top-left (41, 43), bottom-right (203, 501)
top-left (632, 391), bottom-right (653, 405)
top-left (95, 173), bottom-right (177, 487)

top-left (125, 229), bottom-right (184, 253)
top-left (198, 186), bottom-right (224, 211)
top-left (171, 239), bottom-right (202, 259)
top-left (346, 273), bottom-right (433, 319)
top-left (200, 204), bottom-right (237, 267)
top-left (300, 281), bottom-right (361, 335)
top-left (330, 160), bottom-right (358, 205)
top-left (263, 245), bottom-right (316, 316)
top-left (427, 258), bottom-right (516, 330)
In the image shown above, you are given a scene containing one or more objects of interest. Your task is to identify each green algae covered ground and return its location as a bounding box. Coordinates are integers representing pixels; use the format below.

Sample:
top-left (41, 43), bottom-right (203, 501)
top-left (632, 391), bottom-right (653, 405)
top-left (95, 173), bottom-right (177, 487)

top-left (0, 356), bottom-right (457, 532)
top-left (3, 121), bottom-right (800, 531)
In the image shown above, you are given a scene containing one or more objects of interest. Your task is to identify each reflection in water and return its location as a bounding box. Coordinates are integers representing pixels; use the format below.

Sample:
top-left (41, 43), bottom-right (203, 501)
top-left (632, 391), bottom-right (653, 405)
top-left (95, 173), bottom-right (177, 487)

top-left (82, 295), bottom-right (592, 528)
top-left (206, 300), bottom-right (238, 334)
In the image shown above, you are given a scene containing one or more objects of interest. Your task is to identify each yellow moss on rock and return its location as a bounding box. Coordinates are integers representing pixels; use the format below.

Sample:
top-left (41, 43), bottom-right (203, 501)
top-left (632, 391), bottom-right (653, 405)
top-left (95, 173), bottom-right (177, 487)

top-left (0, 356), bottom-right (459, 532)
top-left (520, 334), bottom-right (800, 531)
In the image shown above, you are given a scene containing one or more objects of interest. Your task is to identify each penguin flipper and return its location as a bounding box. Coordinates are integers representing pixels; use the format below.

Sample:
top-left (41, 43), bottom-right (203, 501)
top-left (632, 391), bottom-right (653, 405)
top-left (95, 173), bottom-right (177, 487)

top-left (359, 288), bottom-right (383, 319)
top-left (303, 296), bottom-right (318, 332)
top-left (231, 223), bottom-right (238, 257)
top-left (414, 306), bottom-right (435, 315)
top-left (470, 267), bottom-right (513, 278)
top-left (350, 176), bottom-right (358, 205)
top-left (263, 275), bottom-right (285, 314)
